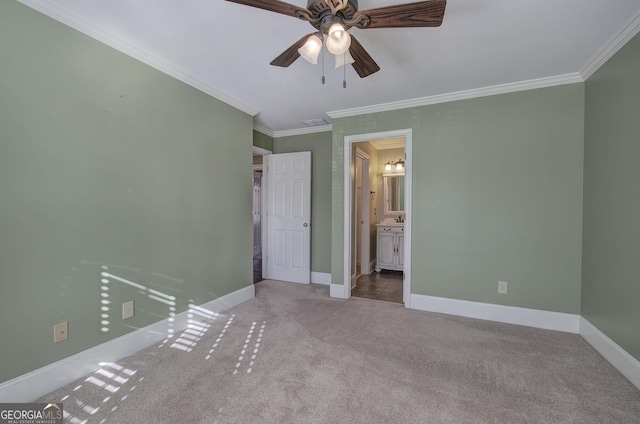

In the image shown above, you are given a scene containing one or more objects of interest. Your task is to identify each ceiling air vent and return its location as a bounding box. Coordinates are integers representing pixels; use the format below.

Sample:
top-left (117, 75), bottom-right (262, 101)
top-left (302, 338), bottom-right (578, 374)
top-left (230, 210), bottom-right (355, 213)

top-left (302, 118), bottom-right (330, 127)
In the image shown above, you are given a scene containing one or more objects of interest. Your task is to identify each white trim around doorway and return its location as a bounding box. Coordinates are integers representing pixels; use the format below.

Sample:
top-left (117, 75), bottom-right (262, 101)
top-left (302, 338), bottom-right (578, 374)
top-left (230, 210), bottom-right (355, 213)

top-left (252, 146), bottom-right (271, 279)
top-left (339, 129), bottom-right (413, 307)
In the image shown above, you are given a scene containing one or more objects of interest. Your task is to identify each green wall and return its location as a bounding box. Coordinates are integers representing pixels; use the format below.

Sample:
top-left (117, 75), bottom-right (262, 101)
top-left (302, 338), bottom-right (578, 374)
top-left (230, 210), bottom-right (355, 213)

top-left (332, 84), bottom-right (585, 314)
top-left (582, 32), bottom-right (640, 360)
top-left (253, 130), bottom-right (273, 151)
top-left (274, 131), bottom-right (332, 274)
top-left (4, 0), bottom-right (638, 386)
top-left (0, 1), bottom-right (253, 383)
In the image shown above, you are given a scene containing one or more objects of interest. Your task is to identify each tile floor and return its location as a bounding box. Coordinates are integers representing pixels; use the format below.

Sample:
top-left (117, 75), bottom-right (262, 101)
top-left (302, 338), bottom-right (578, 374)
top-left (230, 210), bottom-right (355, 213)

top-left (352, 270), bottom-right (403, 304)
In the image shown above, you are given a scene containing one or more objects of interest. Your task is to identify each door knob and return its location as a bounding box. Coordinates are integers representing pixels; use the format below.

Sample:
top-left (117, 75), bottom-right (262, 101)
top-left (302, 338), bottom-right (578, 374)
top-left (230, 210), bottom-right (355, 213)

top-left (303, 223), bottom-right (309, 227)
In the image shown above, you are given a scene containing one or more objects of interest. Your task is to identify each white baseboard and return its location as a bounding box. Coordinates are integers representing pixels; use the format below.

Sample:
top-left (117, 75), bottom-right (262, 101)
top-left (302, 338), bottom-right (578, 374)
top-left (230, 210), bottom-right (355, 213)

top-left (580, 317), bottom-right (640, 391)
top-left (0, 284), bottom-right (255, 403)
top-left (368, 260), bottom-right (376, 274)
top-left (410, 293), bottom-right (580, 333)
top-left (311, 272), bottom-right (332, 285)
top-left (330, 283), bottom-right (348, 299)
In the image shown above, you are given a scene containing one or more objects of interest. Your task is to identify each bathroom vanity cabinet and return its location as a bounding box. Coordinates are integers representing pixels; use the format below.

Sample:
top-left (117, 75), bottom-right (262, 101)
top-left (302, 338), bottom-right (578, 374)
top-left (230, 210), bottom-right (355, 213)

top-left (375, 224), bottom-right (404, 272)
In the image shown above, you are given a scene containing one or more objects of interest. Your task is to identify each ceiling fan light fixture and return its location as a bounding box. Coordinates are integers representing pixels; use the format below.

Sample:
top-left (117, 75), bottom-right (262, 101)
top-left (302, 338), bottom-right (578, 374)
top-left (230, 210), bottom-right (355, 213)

top-left (326, 23), bottom-right (351, 55)
top-left (334, 50), bottom-right (355, 68)
top-left (229, 0), bottom-right (448, 81)
top-left (298, 33), bottom-right (323, 64)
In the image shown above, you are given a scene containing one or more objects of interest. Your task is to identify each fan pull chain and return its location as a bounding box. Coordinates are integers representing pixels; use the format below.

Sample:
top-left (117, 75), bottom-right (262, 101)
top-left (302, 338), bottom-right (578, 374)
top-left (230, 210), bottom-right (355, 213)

top-left (321, 48), bottom-right (325, 84)
top-left (343, 53), bottom-right (347, 88)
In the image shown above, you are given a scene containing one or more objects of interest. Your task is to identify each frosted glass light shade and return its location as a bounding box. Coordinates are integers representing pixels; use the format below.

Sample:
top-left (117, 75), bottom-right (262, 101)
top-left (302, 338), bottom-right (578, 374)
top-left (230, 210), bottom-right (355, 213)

top-left (326, 23), bottom-right (351, 55)
top-left (298, 33), bottom-right (323, 64)
top-left (334, 50), bottom-right (355, 68)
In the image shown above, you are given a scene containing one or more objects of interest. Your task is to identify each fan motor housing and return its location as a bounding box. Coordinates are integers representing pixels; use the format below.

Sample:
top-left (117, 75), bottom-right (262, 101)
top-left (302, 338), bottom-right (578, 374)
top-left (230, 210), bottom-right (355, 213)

top-left (305, 0), bottom-right (359, 29)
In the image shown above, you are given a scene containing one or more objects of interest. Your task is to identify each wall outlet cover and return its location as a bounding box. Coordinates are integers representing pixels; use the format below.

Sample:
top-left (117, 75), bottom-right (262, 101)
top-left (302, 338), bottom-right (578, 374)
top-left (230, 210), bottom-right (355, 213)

top-left (54, 321), bottom-right (68, 343)
top-left (122, 301), bottom-right (135, 320)
top-left (498, 281), bottom-right (508, 294)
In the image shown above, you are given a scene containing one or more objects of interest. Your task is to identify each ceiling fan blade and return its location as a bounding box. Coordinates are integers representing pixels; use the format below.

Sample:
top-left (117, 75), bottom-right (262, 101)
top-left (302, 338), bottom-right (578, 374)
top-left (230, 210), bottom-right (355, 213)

top-left (225, 0), bottom-right (305, 19)
top-left (349, 35), bottom-right (380, 78)
top-left (358, 0), bottom-right (446, 29)
top-left (270, 33), bottom-right (315, 67)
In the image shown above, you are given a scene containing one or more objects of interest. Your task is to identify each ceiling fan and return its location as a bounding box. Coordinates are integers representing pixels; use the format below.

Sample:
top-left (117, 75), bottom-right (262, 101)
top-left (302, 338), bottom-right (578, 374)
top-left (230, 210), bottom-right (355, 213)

top-left (225, 0), bottom-right (446, 78)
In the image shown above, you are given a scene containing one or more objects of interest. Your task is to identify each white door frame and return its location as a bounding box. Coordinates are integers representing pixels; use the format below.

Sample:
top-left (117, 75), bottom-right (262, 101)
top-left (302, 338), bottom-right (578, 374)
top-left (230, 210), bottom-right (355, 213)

top-left (253, 146), bottom-right (271, 279)
top-left (342, 129), bottom-right (412, 307)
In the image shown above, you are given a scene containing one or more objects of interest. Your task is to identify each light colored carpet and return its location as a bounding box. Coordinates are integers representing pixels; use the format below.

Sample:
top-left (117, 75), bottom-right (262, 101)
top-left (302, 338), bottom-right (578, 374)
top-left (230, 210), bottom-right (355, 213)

top-left (39, 280), bottom-right (640, 423)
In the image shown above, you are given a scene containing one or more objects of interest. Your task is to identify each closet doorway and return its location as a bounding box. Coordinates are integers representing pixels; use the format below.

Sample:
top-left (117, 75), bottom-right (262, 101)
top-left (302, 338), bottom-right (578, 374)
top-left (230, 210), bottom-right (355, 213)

top-left (252, 146), bottom-right (271, 283)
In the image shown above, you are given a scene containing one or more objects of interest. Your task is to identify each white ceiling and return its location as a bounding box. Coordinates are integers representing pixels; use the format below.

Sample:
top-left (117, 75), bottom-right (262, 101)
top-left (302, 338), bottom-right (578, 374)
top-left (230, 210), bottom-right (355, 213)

top-left (19, 0), bottom-right (640, 135)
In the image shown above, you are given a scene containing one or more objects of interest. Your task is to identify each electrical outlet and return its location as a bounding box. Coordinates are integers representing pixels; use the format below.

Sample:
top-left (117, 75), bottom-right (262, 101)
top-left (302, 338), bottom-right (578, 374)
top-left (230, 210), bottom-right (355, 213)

top-left (498, 281), bottom-right (508, 294)
top-left (54, 322), bottom-right (68, 343)
top-left (122, 301), bottom-right (135, 320)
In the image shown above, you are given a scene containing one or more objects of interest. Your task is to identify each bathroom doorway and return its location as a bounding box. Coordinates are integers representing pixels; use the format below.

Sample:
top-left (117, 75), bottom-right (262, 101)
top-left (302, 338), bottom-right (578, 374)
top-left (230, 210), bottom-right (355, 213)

top-left (352, 140), bottom-right (405, 303)
top-left (340, 129), bottom-right (413, 307)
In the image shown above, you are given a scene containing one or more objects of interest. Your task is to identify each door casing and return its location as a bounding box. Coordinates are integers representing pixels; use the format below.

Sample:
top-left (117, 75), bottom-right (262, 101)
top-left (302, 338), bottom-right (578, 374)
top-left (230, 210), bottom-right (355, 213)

top-left (340, 129), bottom-right (412, 307)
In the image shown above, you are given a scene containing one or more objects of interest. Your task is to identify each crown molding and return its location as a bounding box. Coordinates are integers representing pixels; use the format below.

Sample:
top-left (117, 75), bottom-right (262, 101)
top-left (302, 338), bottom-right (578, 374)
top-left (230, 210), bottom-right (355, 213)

top-left (254, 123), bottom-right (334, 138)
top-left (272, 124), bottom-right (333, 138)
top-left (580, 10), bottom-right (640, 80)
top-left (369, 137), bottom-right (405, 150)
top-left (327, 73), bottom-right (584, 119)
top-left (21, 0), bottom-right (640, 134)
top-left (253, 124), bottom-right (275, 138)
top-left (17, 0), bottom-right (260, 117)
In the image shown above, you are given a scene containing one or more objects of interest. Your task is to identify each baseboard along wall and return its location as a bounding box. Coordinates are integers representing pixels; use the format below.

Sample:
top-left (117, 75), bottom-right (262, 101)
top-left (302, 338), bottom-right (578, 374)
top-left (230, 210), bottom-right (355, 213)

top-left (4, 283), bottom-right (639, 401)
top-left (0, 284), bottom-right (255, 403)
top-left (409, 293), bottom-right (640, 391)
top-left (310, 272), bottom-right (331, 285)
top-left (409, 293), bottom-right (581, 333)
top-left (579, 317), bottom-right (640, 391)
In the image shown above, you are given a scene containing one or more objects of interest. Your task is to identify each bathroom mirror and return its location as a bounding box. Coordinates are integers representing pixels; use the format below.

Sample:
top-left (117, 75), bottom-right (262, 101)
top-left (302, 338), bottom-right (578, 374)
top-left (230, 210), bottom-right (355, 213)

top-left (383, 174), bottom-right (405, 214)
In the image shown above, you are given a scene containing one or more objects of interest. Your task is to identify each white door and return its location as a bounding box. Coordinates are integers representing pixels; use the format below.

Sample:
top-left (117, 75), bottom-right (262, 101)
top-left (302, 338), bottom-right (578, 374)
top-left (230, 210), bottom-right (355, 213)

top-left (265, 152), bottom-right (311, 284)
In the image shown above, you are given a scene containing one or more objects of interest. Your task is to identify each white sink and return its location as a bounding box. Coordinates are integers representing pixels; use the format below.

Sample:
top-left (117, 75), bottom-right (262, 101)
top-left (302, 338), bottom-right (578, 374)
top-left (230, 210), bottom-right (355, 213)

top-left (377, 218), bottom-right (404, 226)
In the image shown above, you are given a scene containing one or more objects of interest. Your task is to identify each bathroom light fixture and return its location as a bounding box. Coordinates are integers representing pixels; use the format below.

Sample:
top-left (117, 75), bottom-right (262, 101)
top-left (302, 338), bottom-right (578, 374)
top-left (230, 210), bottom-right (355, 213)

top-left (384, 159), bottom-right (404, 172)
